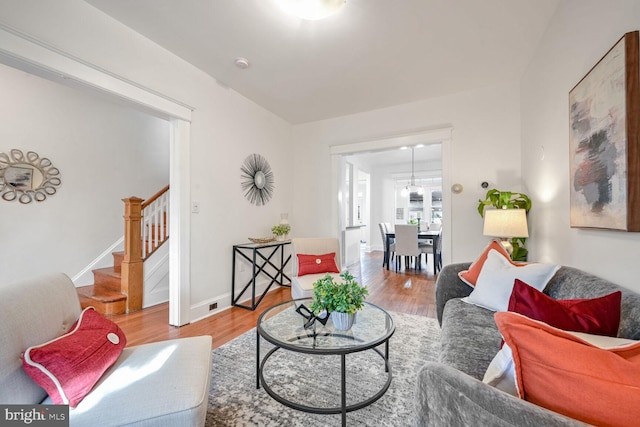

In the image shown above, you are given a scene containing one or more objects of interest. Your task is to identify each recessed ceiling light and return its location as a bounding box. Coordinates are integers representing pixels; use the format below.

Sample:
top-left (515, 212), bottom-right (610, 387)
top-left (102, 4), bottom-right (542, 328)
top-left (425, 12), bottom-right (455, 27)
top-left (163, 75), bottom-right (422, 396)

top-left (234, 57), bottom-right (250, 69)
top-left (275, 0), bottom-right (346, 21)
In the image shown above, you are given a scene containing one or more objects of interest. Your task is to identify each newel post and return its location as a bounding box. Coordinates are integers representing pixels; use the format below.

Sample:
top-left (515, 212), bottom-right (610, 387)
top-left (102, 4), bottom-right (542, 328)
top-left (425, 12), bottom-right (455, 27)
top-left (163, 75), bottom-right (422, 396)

top-left (122, 197), bottom-right (144, 312)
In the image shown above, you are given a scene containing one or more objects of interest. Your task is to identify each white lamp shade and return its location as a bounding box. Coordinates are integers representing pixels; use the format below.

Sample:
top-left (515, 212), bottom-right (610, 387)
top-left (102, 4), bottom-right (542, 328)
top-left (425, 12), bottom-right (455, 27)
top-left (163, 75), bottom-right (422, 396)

top-left (483, 209), bottom-right (529, 238)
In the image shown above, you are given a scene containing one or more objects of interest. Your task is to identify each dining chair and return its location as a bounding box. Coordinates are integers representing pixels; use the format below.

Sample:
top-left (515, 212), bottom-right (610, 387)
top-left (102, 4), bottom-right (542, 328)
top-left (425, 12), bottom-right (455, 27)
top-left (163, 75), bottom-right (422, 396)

top-left (429, 222), bottom-right (442, 232)
top-left (394, 224), bottom-right (428, 271)
top-left (434, 228), bottom-right (443, 272)
top-left (379, 223), bottom-right (395, 267)
top-left (419, 228), bottom-right (442, 274)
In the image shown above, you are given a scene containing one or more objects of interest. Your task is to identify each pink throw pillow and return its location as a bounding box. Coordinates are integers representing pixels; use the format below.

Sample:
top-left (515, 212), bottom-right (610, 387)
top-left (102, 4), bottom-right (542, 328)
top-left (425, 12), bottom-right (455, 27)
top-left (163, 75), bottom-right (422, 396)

top-left (22, 307), bottom-right (126, 407)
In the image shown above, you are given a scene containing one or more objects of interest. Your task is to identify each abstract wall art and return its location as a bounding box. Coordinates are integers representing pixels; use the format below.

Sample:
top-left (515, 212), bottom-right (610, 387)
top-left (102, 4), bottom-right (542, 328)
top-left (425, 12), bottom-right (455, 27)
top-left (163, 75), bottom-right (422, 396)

top-left (569, 31), bottom-right (640, 231)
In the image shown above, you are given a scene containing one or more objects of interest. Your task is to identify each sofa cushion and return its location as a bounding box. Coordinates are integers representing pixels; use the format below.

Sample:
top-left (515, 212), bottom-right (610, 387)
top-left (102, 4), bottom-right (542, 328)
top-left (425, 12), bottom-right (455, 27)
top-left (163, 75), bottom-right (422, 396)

top-left (416, 362), bottom-right (585, 427)
top-left (466, 250), bottom-right (559, 312)
top-left (291, 272), bottom-right (343, 299)
top-left (509, 279), bottom-right (621, 336)
top-left (439, 298), bottom-right (501, 380)
top-left (495, 312), bottom-right (640, 427)
top-left (543, 266), bottom-right (640, 340)
top-left (22, 307), bottom-right (126, 407)
top-left (51, 336), bottom-right (213, 426)
top-left (296, 252), bottom-right (339, 276)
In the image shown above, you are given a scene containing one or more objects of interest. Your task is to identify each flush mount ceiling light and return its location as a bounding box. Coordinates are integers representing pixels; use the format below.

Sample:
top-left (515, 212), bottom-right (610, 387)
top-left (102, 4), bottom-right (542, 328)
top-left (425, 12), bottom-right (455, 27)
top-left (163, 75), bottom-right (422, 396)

top-left (275, 0), bottom-right (346, 20)
top-left (234, 57), bottom-right (250, 69)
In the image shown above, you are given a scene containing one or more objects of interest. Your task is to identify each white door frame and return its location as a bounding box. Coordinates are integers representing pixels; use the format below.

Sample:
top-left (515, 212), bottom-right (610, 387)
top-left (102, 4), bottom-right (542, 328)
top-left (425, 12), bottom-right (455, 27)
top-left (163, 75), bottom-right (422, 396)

top-left (0, 24), bottom-right (193, 326)
top-left (330, 127), bottom-right (453, 266)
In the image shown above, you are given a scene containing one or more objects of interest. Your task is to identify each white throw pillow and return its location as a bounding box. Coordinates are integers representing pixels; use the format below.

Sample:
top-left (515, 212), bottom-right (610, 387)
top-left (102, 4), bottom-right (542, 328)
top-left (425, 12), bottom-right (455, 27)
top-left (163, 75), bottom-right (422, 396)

top-left (483, 327), bottom-right (638, 396)
top-left (465, 249), bottom-right (559, 312)
top-left (483, 342), bottom-right (517, 395)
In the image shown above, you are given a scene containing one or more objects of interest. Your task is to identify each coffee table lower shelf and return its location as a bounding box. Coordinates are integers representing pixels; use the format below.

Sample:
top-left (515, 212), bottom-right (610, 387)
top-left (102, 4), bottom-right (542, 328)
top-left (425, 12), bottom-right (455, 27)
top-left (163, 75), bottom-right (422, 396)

top-left (256, 335), bottom-right (393, 426)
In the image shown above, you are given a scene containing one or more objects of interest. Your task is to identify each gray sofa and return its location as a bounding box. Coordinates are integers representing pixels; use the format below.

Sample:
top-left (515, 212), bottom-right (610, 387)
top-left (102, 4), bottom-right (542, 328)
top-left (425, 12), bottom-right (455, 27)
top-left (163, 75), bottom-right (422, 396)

top-left (0, 273), bottom-right (213, 426)
top-left (415, 262), bottom-right (640, 426)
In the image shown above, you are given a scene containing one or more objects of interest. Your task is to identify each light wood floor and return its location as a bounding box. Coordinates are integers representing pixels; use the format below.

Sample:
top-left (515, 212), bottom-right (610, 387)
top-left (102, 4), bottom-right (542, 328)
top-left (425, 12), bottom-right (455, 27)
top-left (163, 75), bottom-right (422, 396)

top-left (110, 250), bottom-right (438, 349)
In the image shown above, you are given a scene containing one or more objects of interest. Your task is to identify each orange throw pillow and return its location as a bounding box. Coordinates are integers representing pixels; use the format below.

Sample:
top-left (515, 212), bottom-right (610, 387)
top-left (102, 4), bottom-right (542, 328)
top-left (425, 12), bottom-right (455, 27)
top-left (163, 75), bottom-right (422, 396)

top-left (494, 311), bottom-right (640, 427)
top-left (458, 239), bottom-right (514, 287)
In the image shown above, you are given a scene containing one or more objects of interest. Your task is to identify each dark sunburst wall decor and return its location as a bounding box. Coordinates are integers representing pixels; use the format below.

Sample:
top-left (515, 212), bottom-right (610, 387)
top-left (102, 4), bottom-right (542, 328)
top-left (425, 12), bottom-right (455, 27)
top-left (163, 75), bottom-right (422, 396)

top-left (240, 153), bottom-right (275, 206)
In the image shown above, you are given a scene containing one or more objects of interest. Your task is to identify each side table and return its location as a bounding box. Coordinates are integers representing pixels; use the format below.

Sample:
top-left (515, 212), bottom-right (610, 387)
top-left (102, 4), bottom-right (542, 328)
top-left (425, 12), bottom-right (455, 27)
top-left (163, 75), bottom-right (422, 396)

top-left (231, 240), bottom-right (292, 310)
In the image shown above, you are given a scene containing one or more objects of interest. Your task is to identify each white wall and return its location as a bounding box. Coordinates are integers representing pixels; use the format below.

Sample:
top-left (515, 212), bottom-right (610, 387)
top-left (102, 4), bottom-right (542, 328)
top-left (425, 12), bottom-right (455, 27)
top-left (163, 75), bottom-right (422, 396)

top-left (291, 82), bottom-right (523, 264)
top-left (0, 0), bottom-right (293, 319)
top-left (0, 63), bottom-right (169, 285)
top-left (521, 0), bottom-right (640, 292)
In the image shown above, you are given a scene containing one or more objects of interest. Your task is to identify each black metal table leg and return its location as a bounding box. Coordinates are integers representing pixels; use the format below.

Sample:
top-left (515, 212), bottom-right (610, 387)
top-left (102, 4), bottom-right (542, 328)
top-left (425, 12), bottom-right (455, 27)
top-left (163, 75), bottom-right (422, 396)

top-left (256, 328), bottom-right (261, 389)
top-left (385, 339), bottom-right (390, 373)
top-left (341, 354), bottom-right (346, 427)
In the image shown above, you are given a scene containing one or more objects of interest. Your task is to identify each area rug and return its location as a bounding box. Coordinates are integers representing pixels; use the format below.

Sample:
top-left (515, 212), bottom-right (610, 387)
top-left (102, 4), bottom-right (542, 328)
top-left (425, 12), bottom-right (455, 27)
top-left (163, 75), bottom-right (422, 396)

top-left (206, 311), bottom-right (441, 426)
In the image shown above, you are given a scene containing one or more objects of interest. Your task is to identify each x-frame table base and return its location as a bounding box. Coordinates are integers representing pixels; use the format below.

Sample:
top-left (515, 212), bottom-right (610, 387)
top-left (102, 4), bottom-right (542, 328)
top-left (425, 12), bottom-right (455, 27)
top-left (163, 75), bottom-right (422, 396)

top-left (231, 240), bottom-right (291, 310)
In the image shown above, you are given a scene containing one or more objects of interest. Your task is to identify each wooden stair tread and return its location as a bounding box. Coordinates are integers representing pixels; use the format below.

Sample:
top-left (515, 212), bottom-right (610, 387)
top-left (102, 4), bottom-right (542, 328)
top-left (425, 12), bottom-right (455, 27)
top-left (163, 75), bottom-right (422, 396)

top-left (77, 285), bottom-right (127, 316)
top-left (77, 285), bottom-right (127, 302)
top-left (93, 267), bottom-right (121, 278)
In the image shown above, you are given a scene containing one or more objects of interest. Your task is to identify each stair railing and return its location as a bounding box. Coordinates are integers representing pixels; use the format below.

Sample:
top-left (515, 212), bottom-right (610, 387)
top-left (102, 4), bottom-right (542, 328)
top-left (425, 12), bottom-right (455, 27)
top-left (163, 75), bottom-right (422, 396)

top-left (141, 185), bottom-right (170, 258)
top-left (121, 185), bottom-right (169, 312)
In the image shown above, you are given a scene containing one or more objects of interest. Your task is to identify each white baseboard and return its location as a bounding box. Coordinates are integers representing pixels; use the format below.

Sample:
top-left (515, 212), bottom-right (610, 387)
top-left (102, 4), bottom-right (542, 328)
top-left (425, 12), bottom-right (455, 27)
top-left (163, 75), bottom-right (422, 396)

top-left (189, 279), bottom-right (287, 323)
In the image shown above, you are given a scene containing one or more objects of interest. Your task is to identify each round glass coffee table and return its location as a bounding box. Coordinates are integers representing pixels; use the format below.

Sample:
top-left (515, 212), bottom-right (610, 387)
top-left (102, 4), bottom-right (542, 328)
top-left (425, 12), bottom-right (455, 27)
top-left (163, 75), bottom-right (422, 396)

top-left (256, 298), bottom-right (395, 426)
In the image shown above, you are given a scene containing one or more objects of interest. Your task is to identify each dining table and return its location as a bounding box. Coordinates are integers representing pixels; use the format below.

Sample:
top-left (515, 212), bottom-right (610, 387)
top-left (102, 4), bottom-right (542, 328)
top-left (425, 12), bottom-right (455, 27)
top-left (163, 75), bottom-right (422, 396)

top-left (385, 229), bottom-right (441, 273)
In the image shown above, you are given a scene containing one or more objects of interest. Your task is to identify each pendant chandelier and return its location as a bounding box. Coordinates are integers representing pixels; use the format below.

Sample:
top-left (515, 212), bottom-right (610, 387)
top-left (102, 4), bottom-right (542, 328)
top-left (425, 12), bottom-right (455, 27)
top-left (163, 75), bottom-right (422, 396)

top-left (401, 146), bottom-right (424, 197)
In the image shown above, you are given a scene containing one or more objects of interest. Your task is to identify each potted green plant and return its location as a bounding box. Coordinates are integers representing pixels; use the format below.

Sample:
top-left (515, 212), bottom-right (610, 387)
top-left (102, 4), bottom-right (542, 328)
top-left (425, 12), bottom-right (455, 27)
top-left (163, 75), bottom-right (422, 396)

top-left (477, 189), bottom-right (532, 261)
top-left (271, 224), bottom-right (291, 241)
top-left (309, 271), bottom-right (369, 331)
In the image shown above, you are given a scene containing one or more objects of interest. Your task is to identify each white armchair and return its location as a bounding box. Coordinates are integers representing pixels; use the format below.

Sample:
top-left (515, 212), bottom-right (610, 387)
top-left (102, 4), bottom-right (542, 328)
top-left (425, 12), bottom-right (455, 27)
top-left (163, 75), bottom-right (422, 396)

top-left (291, 237), bottom-right (343, 299)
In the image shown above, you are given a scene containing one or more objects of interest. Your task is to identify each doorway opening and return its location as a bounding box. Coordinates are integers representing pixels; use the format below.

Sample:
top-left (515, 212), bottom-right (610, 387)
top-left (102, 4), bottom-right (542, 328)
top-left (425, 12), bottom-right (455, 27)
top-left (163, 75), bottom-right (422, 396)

top-left (330, 127), bottom-right (452, 268)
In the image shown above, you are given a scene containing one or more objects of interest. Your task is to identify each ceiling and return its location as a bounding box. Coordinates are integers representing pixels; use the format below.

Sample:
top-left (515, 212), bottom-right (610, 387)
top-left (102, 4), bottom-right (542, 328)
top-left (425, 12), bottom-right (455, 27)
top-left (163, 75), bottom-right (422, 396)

top-left (84, 0), bottom-right (559, 125)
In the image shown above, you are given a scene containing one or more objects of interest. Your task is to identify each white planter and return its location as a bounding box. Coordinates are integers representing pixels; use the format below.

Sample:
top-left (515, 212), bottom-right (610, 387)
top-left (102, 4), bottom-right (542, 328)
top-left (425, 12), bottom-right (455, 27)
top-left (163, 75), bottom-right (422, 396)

top-left (275, 234), bottom-right (287, 241)
top-left (331, 312), bottom-right (355, 331)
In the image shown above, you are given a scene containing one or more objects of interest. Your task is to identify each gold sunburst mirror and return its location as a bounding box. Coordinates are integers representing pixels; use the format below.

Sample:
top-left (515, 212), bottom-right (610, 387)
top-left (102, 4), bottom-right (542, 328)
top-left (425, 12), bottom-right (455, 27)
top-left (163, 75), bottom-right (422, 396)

top-left (0, 149), bottom-right (62, 204)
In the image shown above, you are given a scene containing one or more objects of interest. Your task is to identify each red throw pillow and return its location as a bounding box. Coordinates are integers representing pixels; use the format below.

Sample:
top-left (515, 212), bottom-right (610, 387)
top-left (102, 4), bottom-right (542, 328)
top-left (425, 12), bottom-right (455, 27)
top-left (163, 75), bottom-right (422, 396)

top-left (22, 307), bottom-right (126, 407)
top-left (297, 252), bottom-right (339, 276)
top-left (458, 239), bottom-right (514, 287)
top-left (508, 279), bottom-right (621, 337)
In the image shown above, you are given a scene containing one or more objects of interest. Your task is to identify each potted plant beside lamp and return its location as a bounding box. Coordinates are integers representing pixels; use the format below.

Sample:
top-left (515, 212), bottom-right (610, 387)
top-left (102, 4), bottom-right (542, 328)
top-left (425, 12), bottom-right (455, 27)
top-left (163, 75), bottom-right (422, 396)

top-left (310, 271), bottom-right (368, 331)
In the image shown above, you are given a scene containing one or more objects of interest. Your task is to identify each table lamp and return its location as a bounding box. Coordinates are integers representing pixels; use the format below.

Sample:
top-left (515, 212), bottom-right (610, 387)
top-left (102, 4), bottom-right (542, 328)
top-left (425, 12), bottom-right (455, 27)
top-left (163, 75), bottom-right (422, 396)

top-left (482, 208), bottom-right (529, 255)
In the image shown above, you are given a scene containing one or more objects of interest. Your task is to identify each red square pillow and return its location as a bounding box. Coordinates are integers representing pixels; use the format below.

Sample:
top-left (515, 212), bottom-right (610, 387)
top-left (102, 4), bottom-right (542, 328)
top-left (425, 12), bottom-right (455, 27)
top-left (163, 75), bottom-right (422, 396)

top-left (458, 239), bottom-right (514, 287)
top-left (508, 279), bottom-right (621, 336)
top-left (297, 252), bottom-right (339, 276)
top-left (22, 307), bottom-right (126, 407)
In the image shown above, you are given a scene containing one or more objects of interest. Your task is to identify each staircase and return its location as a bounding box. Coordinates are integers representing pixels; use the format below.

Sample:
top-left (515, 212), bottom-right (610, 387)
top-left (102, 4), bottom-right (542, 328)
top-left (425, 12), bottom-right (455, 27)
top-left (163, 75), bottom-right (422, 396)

top-left (77, 185), bottom-right (169, 315)
top-left (78, 252), bottom-right (127, 315)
